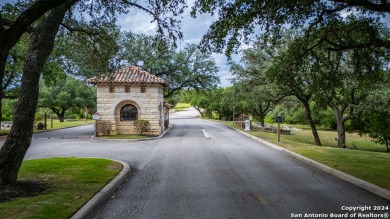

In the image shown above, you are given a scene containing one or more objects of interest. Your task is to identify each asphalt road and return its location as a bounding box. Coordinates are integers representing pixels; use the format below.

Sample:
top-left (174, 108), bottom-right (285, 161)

top-left (32, 124), bottom-right (95, 139)
top-left (5, 108), bottom-right (388, 218)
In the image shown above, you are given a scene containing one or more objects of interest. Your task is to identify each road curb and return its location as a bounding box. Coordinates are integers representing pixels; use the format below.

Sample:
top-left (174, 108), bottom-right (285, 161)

top-left (90, 124), bottom-right (173, 142)
top-left (70, 159), bottom-right (130, 219)
top-left (211, 120), bottom-right (390, 201)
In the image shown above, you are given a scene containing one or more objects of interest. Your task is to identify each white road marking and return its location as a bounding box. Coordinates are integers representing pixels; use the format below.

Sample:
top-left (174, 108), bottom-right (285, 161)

top-left (201, 129), bottom-right (211, 139)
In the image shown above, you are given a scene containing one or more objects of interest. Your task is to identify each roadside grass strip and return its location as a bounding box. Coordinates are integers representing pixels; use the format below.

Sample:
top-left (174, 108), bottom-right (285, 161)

top-left (37, 119), bottom-right (96, 130)
top-left (173, 103), bottom-right (191, 112)
top-left (0, 157), bottom-right (122, 219)
top-left (218, 120), bottom-right (390, 191)
top-left (96, 134), bottom-right (149, 140)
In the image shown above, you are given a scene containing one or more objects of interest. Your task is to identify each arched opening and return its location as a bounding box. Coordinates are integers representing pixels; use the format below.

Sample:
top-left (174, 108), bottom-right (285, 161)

top-left (120, 104), bottom-right (138, 121)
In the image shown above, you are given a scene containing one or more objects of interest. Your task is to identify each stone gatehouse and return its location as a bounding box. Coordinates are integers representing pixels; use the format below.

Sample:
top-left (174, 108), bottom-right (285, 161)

top-left (87, 66), bottom-right (169, 136)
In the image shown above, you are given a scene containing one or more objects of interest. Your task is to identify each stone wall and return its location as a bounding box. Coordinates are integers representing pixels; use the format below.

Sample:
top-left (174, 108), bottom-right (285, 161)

top-left (96, 84), bottom-right (164, 136)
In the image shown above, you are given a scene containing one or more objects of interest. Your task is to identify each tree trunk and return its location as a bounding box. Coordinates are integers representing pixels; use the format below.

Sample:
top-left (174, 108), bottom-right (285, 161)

top-left (254, 107), bottom-right (266, 127)
top-left (51, 108), bottom-right (65, 122)
top-left (194, 106), bottom-right (204, 118)
top-left (59, 113), bottom-right (65, 122)
top-left (0, 98), bottom-right (2, 131)
top-left (259, 116), bottom-right (265, 127)
top-left (336, 120), bottom-right (346, 148)
top-left (0, 3), bottom-right (74, 185)
top-left (302, 101), bottom-right (322, 146)
top-left (332, 106), bottom-right (349, 148)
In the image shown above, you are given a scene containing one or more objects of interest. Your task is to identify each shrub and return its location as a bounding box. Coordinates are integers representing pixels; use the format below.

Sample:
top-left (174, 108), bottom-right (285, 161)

top-left (95, 120), bottom-right (111, 136)
top-left (67, 114), bottom-right (80, 120)
top-left (134, 120), bottom-right (151, 135)
top-left (37, 122), bottom-right (45, 130)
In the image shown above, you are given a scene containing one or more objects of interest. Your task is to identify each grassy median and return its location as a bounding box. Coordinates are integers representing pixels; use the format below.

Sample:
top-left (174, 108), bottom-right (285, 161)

top-left (0, 120), bottom-right (96, 136)
top-left (36, 119), bottom-right (95, 130)
top-left (0, 157), bottom-right (123, 219)
top-left (97, 134), bottom-right (149, 139)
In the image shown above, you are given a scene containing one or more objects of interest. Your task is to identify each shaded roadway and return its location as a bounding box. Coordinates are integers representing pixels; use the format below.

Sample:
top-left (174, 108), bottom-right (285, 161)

top-left (31, 124), bottom-right (95, 140)
top-left (7, 108), bottom-right (389, 218)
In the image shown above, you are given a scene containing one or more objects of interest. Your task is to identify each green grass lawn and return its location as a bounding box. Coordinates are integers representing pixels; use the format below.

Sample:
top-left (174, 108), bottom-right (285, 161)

top-left (173, 103), bottom-right (191, 112)
top-left (36, 119), bottom-right (95, 130)
top-left (97, 134), bottom-right (149, 140)
top-left (0, 119), bottom-right (96, 136)
top-left (0, 157), bottom-right (122, 219)
top-left (219, 120), bottom-right (390, 191)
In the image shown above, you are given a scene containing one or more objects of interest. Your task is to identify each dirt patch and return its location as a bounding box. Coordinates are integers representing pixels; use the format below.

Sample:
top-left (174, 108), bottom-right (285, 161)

top-left (107, 162), bottom-right (123, 171)
top-left (0, 180), bottom-right (47, 203)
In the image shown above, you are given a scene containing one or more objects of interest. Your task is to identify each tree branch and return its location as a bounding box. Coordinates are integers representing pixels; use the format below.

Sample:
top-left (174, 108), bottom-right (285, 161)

top-left (329, 0), bottom-right (390, 13)
top-left (3, 0), bottom-right (76, 52)
top-left (61, 23), bottom-right (99, 36)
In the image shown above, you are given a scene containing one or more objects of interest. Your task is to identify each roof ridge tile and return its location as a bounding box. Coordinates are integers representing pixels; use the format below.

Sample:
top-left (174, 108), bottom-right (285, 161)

top-left (86, 66), bottom-right (168, 87)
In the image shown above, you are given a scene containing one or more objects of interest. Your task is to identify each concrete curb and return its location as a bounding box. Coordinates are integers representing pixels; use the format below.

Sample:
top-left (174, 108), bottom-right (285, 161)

top-left (70, 159), bottom-right (131, 219)
top-left (208, 120), bottom-right (390, 201)
top-left (90, 124), bottom-right (173, 142)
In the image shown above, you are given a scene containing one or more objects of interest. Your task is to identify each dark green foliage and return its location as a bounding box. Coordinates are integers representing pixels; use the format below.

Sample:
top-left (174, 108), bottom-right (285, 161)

top-left (191, 0), bottom-right (390, 56)
top-left (38, 76), bottom-right (96, 122)
top-left (117, 33), bottom-right (220, 98)
top-left (358, 88), bottom-right (390, 152)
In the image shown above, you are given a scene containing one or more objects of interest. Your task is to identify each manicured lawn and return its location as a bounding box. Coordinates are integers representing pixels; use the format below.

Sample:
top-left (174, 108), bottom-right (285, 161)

top-left (0, 120), bottom-right (96, 136)
top-left (36, 119), bottom-right (95, 130)
top-left (0, 157), bottom-right (123, 219)
top-left (173, 103), bottom-right (191, 112)
top-left (218, 120), bottom-right (390, 190)
top-left (97, 134), bottom-right (149, 139)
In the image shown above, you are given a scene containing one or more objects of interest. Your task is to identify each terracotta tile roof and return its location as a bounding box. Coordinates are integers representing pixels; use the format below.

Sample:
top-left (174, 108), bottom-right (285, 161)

top-left (86, 66), bottom-right (168, 87)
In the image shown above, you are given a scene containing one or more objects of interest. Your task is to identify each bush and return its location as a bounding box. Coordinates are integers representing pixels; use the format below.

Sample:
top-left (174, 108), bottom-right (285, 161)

top-left (95, 120), bottom-right (111, 136)
top-left (67, 114), bottom-right (80, 120)
top-left (37, 122), bottom-right (45, 130)
top-left (134, 120), bottom-right (151, 135)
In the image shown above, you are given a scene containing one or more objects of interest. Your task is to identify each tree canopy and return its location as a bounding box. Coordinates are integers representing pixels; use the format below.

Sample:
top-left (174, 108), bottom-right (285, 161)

top-left (39, 76), bottom-right (96, 122)
top-left (191, 0), bottom-right (390, 56)
top-left (117, 32), bottom-right (220, 98)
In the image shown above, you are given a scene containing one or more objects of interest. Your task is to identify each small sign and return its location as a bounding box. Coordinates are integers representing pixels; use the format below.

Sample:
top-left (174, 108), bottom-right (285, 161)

top-left (249, 116), bottom-right (253, 121)
top-left (275, 116), bottom-right (283, 123)
top-left (93, 112), bottom-right (100, 120)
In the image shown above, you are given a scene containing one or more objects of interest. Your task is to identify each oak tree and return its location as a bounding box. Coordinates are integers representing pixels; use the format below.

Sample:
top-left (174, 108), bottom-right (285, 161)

top-left (39, 76), bottom-right (96, 122)
top-left (118, 32), bottom-right (220, 98)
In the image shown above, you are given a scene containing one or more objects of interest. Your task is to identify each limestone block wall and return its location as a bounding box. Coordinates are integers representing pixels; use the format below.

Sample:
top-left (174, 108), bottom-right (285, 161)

top-left (96, 84), bottom-right (164, 136)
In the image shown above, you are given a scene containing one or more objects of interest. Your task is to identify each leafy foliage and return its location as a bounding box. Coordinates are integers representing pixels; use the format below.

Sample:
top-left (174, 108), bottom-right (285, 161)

top-left (358, 88), bottom-right (390, 152)
top-left (117, 32), bottom-right (220, 97)
top-left (39, 76), bottom-right (96, 122)
top-left (133, 120), bottom-right (151, 135)
top-left (191, 0), bottom-right (390, 56)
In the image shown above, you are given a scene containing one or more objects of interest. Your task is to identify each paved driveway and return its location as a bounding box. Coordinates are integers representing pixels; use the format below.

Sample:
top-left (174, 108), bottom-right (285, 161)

top-left (5, 108), bottom-right (388, 218)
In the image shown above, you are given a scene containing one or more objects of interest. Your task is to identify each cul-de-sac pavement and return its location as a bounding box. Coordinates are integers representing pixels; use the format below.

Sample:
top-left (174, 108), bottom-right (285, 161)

top-left (7, 108), bottom-right (389, 219)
